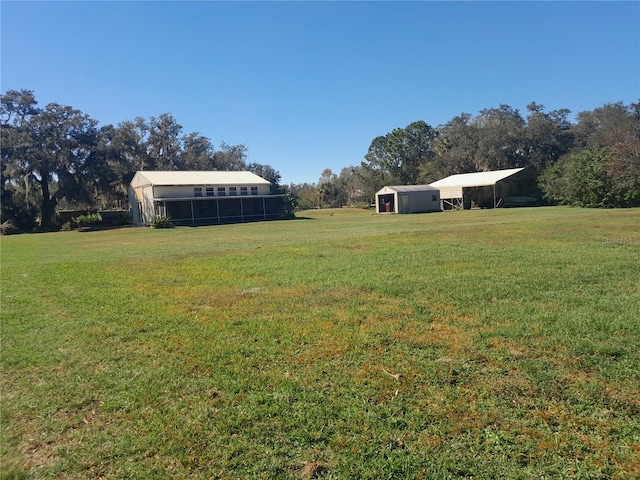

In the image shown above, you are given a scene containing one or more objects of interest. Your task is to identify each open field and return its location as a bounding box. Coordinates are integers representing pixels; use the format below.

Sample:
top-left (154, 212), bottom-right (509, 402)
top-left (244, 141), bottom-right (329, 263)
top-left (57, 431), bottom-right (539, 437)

top-left (2, 206), bottom-right (639, 479)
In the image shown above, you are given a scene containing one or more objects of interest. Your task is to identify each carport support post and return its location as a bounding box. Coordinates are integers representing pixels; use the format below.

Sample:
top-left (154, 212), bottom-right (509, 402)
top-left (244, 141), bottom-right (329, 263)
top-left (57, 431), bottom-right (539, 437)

top-left (493, 185), bottom-right (497, 208)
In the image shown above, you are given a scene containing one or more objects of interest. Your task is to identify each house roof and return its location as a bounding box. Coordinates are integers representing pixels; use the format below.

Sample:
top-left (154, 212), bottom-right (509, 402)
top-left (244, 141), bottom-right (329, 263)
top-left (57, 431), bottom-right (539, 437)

top-left (132, 171), bottom-right (271, 187)
top-left (380, 184), bottom-right (439, 193)
top-left (430, 168), bottom-right (525, 189)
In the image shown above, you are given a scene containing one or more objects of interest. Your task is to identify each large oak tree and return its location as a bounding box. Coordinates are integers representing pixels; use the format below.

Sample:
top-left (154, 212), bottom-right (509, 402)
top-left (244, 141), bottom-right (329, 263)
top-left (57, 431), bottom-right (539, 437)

top-left (1, 90), bottom-right (99, 229)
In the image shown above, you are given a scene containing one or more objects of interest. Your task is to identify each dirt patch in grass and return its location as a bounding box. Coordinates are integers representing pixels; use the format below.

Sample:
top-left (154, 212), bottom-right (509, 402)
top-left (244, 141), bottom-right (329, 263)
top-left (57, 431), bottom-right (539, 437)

top-left (394, 306), bottom-right (481, 358)
top-left (299, 461), bottom-right (329, 479)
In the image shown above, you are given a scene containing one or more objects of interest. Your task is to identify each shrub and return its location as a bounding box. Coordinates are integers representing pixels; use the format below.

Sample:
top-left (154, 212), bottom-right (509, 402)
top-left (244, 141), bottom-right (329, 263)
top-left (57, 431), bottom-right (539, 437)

top-left (150, 215), bottom-right (174, 229)
top-left (73, 213), bottom-right (103, 228)
top-left (351, 201), bottom-right (374, 210)
top-left (538, 146), bottom-right (640, 208)
top-left (99, 210), bottom-right (131, 226)
top-left (0, 221), bottom-right (21, 235)
top-left (1, 193), bottom-right (39, 232)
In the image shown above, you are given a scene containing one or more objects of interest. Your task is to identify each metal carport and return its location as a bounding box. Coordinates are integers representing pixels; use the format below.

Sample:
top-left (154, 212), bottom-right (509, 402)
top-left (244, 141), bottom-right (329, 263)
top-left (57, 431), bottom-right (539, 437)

top-left (430, 168), bottom-right (539, 210)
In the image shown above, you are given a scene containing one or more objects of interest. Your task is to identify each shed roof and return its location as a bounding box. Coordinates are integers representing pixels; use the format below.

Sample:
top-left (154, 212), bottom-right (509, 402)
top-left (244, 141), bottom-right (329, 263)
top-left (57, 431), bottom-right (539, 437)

top-left (430, 168), bottom-right (525, 189)
top-left (131, 171), bottom-right (271, 187)
top-left (380, 184), bottom-right (439, 193)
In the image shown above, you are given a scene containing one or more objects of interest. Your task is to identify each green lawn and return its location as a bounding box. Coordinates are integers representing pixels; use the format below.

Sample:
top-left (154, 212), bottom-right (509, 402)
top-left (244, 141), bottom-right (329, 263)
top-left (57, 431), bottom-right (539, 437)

top-left (2, 206), bottom-right (639, 479)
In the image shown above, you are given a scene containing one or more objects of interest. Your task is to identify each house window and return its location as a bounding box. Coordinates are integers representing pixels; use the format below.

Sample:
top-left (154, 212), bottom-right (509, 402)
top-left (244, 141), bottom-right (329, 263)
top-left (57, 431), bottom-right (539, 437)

top-left (217, 187), bottom-right (226, 196)
top-left (229, 186), bottom-right (237, 196)
top-left (206, 187), bottom-right (215, 197)
top-left (251, 186), bottom-right (259, 195)
top-left (194, 187), bottom-right (203, 197)
top-left (240, 186), bottom-right (248, 196)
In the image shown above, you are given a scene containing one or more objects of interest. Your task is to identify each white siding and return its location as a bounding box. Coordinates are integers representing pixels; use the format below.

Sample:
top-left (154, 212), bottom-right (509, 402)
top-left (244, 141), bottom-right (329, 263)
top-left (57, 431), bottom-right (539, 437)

top-left (141, 186), bottom-right (155, 225)
top-left (435, 185), bottom-right (463, 199)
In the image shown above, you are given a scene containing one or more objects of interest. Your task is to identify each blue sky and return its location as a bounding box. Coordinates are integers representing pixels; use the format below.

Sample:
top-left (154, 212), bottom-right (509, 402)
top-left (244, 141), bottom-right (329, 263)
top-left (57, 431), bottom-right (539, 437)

top-left (2, 1), bottom-right (638, 184)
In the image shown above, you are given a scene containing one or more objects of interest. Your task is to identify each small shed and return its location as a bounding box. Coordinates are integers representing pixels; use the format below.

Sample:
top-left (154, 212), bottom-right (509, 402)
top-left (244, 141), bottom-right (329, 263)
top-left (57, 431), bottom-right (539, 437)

top-left (128, 170), bottom-right (287, 226)
top-left (375, 185), bottom-right (441, 214)
top-left (430, 168), bottom-right (540, 210)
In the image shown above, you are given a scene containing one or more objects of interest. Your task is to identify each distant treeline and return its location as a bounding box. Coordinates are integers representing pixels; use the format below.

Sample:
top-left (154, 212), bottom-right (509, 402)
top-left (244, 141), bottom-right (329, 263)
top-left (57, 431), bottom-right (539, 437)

top-left (2, 90), bottom-right (639, 231)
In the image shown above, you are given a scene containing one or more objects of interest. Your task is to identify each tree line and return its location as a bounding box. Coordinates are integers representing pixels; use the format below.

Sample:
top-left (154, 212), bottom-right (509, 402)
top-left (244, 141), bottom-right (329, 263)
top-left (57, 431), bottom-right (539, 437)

top-left (291, 101), bottom-right (639, 210)
top-left (2, 89), bottom-right (639, 231)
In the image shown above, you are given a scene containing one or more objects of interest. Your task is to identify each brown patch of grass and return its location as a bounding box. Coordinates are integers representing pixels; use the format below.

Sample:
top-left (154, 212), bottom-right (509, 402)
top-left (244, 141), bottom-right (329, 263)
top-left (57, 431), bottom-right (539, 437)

top-left (485, 367), bottom-right (539, 400)
top-left (485, 336), bottom-right (529, 358)
top-left (9, 423), bottom-right (57, 474)
top-left (394, 306), bottom-right (481, 357)
top-left (446, 397), bottom-right (498, 434)
top-left (299, 461), bottom-right (329, 479)
top-left (294, 322), bottom-right (351, 364)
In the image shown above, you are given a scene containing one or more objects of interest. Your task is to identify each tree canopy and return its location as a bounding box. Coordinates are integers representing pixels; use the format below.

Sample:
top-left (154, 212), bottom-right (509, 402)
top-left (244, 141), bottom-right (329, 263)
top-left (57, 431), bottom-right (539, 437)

top-left (363, 120), bottom-right (437, 186)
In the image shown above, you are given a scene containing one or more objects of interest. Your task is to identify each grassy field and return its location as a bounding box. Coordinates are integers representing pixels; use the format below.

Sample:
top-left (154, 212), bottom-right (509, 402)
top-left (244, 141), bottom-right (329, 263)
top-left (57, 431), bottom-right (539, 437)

top-left (1, 206), bottom-right (639, 479)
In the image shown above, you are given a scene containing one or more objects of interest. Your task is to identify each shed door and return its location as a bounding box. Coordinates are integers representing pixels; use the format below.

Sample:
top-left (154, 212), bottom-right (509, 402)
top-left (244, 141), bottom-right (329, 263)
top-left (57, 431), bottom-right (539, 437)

top-left (378, 194), bottom-right (395, 213)
top-left (399, 194), bottom-right (410, 214)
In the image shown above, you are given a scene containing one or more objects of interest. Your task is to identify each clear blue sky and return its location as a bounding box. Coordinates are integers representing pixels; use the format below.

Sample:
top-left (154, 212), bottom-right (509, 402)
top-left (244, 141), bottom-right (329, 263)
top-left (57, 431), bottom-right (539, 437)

top-left (2, 1), bottom-right (638, 184)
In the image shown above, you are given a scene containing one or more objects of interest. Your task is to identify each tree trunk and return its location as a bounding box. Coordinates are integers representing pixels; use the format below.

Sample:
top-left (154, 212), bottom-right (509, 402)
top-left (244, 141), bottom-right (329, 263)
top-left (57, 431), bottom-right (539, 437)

top-left (38, 174), bottom-right (57, 230)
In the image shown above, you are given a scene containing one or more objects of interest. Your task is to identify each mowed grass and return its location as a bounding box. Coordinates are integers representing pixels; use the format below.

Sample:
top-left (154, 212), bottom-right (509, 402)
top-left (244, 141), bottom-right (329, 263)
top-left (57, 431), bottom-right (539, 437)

top-left (1, 206), bottom-right (639, 479)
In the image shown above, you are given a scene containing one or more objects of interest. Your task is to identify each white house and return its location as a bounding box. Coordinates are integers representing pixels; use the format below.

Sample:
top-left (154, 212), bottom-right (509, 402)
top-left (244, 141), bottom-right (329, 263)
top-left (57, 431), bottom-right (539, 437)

top-left (128, 171), bottom-right (287, 226)
top-left (375, 185), bottom-right (441, 214)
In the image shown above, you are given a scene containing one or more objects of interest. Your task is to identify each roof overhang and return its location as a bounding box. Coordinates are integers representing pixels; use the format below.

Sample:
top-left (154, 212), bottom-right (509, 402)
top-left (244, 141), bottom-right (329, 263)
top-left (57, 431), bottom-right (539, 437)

top-left (377, 184), bottom-right (439, 195)
top-left (430, 168), bottom-right (525, 190)
top-left (131, 170), bottom-right (271, 188)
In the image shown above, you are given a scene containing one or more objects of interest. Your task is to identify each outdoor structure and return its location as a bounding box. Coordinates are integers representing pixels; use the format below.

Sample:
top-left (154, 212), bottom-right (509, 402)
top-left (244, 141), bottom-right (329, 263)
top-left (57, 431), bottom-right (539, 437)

top-left (128, 171), bottom-right (287, 226)
top-left (375, 185), bottom-right (441, 214)
top-left (430, 168), bottom-right (540, 210)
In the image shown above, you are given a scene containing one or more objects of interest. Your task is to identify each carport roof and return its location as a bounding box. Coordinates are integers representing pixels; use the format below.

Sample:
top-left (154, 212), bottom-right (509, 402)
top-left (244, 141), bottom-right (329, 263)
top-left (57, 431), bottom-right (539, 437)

top-left (381, 184), bottom-right (439, 193)
top-left (430, 168), bottom-right (525, 188)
